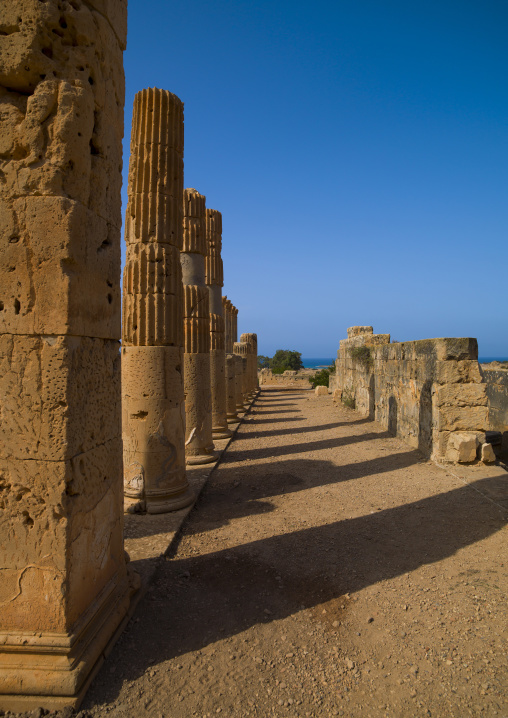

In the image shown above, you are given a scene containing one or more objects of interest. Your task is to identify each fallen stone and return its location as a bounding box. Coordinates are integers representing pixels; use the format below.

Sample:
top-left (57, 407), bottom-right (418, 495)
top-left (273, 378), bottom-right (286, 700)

top-left (445, 432), bottom-right (478, 463)
top-left (481, 443), bottom-right (496, 464)
top-left (315, 385), bottom-right (328, 396)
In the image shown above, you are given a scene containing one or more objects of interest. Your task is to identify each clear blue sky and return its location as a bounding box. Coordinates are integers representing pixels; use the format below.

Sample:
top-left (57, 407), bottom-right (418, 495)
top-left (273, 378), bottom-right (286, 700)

top-left (123, 0), bottom-right (508, 358)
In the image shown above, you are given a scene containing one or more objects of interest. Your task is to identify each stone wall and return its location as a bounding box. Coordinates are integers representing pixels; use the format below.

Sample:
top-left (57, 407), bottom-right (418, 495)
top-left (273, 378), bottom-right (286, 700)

top-left (481, 365), bottom-right (508, 450)
top-left (259, 369), bottom-right (313, 389)
top-left (333, 327), bottom-right (489, 461)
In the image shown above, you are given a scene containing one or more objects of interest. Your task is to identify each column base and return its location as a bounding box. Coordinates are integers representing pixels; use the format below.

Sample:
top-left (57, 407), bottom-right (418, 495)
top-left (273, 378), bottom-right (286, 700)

top-left (146, 486), bottom-right (195, 513)
top-left (0, 568), bottom-right (140, 712)
top-left (186, 452), bottom-right (218, 466)
top-left (212, 427), bottom-right (233, 439)
top-left (227, 414), bottom-right (239, 424)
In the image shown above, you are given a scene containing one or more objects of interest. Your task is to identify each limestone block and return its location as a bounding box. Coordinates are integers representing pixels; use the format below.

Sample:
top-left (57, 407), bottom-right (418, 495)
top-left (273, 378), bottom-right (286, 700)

top-left (435, 383), bottom-right (487, 408)
top-left (315, 386), bottom-right (328, 396)
top-left (0, 437), bottom-right (124, 632)
top-left (122, 346), bottom-right (193, 513)
top-left (481, 442), bottom-right (496, 464)
top-left (435, 360), bottom-right (483, 385)
top-left (0, 334), bottom-right (121, 462)
top-left (347, 326), bottom-right (373, 338)
top-left (0, 196), bottom-right (120, 339)
top-left (226, 353), bottom-right (239, 423)
top-left (436, 405), bottom-right (488, 432)
top-left (445, 432), bottom-right (478, 463)
top-left (435, 338), bottom-right (478, 361)
top-left (125, 192), bottom-right (183, 247)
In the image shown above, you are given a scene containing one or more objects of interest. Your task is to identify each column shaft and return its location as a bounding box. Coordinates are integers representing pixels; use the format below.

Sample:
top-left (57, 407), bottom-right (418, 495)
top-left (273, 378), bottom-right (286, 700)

top-left (122, 88), bottom-right (193, 514)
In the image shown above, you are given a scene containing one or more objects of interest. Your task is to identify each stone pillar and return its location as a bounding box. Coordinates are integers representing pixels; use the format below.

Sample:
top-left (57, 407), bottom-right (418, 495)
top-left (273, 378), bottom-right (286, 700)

top-left (122, 89), bottom-right (193, 514)
top-left (181, 189), bottom-right (217, 464)
top-left (231, 305), bottom-right (239, 346)
top-left (206, 209), bottom-right (232, 439)
top-left (234, 341), bottom-right (250, 408)
top-left (226, 353), bottom-right (240, 423)
top-left (241, 333), bottom-right (259, 396)
top-left (223, 297), bottom-right (233, 353)
top-left (0, 2), bottom-right (136, 709)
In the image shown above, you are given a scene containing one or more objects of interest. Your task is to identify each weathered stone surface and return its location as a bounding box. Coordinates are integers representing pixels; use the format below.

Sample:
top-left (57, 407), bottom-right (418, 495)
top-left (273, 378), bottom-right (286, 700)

top-left (0, 334), bottom-right (120, 462)
top-left (181, 189), bottom-right (216, 465)
top-left (445, 432), bottom-right (478, 463)
top-left (481, 442), bottom-right (496, 464)
top-left (122, 346), bottom-right (192, 512)
top-left (240, 333), bottom-right (259, 396)
top-left (124, 89), bottom-right (183, 248)
top-left (315, 385), bottom-right (328, 396)
top-left (226, 353), bottom-right (239, 423)
top-left (347, 326), bottom-right (373, 338)
top-left (335, 327), bottom-right (487, 459)
top-left (205, 209), bottom-right (231, 439)
top-left (0, 196), bottom-right (120, 339)
top-left (121, 88), bottom-right (191, 514)
top-left (0, 0), bottom-right (131, 706)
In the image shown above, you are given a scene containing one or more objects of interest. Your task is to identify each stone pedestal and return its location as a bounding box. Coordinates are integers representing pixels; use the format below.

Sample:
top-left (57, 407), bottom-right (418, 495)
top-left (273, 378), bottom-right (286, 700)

top-left (0, 0), bottom-right (136, 709)
top-left (182, 189), bottom-right (217, 465)
top-left (206, 210), bottom-right (232, 439)
top-left (122, 88), bottom-right (193, 513)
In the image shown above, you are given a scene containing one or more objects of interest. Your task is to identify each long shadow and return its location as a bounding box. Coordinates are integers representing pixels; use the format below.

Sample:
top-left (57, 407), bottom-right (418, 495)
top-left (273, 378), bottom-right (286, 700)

top-left (229, 431), bottom-right (391, 462)
top-left (238, 420), bottom-right (370, 439)
top-left (85, 470), bottom-right (506, 708)
top-left (247, 417), bottom-right (304, 424)
top-left (252, 409), bottom-right (301, 414)
top-left (122, 447), bottom-right (421, 539)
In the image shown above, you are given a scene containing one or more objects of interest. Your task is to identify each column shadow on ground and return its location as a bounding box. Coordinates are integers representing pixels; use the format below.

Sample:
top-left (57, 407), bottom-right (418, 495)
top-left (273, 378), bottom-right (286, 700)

top-left (84, 463), bottom-right (507, 709)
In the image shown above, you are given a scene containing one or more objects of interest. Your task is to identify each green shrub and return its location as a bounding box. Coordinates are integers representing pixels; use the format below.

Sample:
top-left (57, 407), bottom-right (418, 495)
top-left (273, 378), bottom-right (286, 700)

top-left (308, 364), bottom-right (335, 388)
top-left (350, 345), bottom-right (373, 369)
top-left (341, 389), bottom-right (356, 409)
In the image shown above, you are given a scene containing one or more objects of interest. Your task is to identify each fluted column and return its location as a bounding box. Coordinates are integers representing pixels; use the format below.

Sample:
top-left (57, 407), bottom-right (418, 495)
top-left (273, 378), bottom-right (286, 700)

top-left (234, 341), bottom-right (249, 410)
top-left (181, 189), bottom-right (217, 464)
top-left (231, 305), bottom-right (239, 346)
top-left (206, 210), bottom-right (232, 439)
top-left (122, 88), bottom-right (193, 514)
top-left (226, 353), bottom-right (240, 423)
top-left (241, 333), bottom-right (259, 396)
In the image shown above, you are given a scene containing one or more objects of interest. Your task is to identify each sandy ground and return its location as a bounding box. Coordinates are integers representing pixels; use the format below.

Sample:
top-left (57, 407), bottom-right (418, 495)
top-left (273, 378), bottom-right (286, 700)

top-left (6, 389), bottom-right (508, 718)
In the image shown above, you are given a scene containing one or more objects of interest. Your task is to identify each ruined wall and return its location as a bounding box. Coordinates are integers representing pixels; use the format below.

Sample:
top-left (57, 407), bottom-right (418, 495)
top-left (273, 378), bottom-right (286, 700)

top-left (335, 328), bottom-right (488, 460)
top-left (259, 369), bottom-right (313, 389)
top-left (0, 0), bottom-right (132, 705)
top-left (482, 365), bottom-right (508, 449)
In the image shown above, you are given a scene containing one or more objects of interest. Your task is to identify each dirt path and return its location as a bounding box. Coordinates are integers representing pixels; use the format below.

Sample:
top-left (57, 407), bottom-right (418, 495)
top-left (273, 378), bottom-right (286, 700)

top-left (77, 389), bottom-right (507, 717)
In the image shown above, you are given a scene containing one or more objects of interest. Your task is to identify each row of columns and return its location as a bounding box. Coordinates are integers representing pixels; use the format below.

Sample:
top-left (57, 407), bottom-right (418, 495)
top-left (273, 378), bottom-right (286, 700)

top-left (0, 22), bottom-right (258, 705)
top-left (121, 88), bottom-right (259, 516)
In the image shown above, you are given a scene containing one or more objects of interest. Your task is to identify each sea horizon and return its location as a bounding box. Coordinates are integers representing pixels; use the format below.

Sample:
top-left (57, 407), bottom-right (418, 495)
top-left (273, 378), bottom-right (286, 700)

top-left (301, 356), bottom-right (508, 369)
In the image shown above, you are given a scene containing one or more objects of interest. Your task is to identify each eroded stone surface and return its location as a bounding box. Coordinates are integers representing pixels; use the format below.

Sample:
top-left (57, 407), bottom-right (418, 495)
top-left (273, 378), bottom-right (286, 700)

top-left (0, 0), bottom-right (132, 707)
top-left (121, 89), bottom-right (192, 514)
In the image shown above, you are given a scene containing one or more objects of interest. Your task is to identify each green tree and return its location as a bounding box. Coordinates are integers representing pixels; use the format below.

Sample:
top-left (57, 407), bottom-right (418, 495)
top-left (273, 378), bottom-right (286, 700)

top-left (270, 349), bottom-right (304, 374)
top-left (308, 364), bottom-right (335, 387)
top-left (257, 355), bottom-right (271, 369)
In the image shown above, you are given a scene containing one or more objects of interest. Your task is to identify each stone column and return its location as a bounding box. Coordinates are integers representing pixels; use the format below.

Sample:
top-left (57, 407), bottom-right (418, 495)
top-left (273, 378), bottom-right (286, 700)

top-left (223, 297), bottom-right (233, 353)
top-left (0, 2), bottom-right (136, 709)
top-left (226, 353), bottom-right (240, 423)
top-left (231, 305), bottom-right (239, 346)
top-left (181, 189), bottom-right (217, 464)
top-left (122, 89), bottom-right (193, 514)
top-left (206, 210), bottom-right (232, 439)
top-left (234, 341), bottom-right (250, 409)
top-left (241, 333), bottom-right (259, 396)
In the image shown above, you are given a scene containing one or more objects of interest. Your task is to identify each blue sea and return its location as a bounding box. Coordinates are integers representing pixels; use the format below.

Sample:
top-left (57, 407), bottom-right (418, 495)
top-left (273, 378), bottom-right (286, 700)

top-left (302, 356), bottom-right (507, 369)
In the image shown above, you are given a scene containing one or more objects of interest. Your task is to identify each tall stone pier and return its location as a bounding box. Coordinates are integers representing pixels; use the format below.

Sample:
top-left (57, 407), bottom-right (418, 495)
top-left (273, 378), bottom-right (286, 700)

top-left (241, 333), bottom-right (259, 396)
top-left (205, 210), bottom-right (232, 439)
top-left (122, 89), bottom-right (193, 513)
top-left (181, 189), bottom-right (217, 464)
top-left (0, 1), bottom-right (135, 709)
top-left (223, 296), bottom-right (233, 352)
top-left (226, 353), bottom-right (240, 423)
